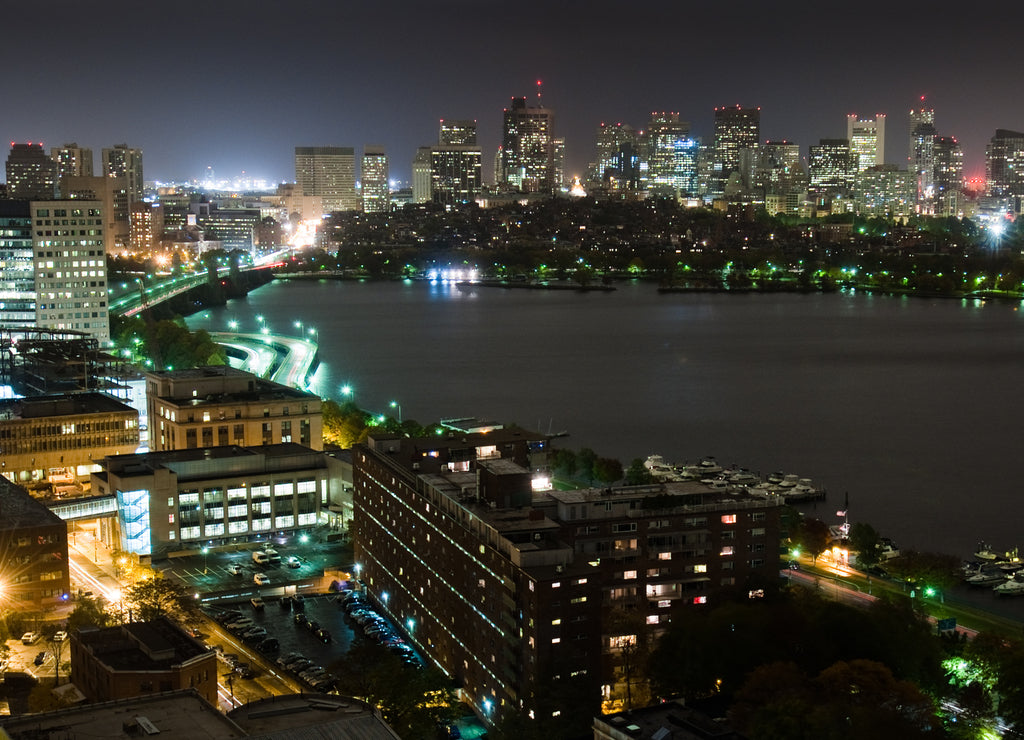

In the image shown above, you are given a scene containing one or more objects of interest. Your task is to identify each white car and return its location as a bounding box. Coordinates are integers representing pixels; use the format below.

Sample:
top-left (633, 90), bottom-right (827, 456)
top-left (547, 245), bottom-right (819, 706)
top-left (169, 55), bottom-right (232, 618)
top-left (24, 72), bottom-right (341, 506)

top-left (227, 563), bottom-right (243, 576)
top-left (52, 631), bottom-right (68, 642)
top-left (253, 573), bottom-right (270, 586)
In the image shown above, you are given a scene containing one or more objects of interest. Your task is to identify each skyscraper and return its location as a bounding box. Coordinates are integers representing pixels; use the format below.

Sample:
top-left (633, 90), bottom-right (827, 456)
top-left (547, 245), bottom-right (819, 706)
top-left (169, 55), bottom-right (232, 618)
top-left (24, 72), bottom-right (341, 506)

top-left (102, 144), bottom-right (144, 203)
top-left (31, 200), bottom-right (109, 342)
top-left (645, 112), bottom-right (698, 198)
top-left (808, 139), bottom-right (855, 203)
top-left (5, 143), bottom-right (58, 200)
top-left (412, 147), bottom-right (433, 203)
top-left (361, 146), bottom-right (390, 213)
top-left (439, 119), bottom-right (477, 146)
top-left (499, 97), bottom-right (555, 194)
top-left (0, 200), bottom-right (36, 329)
top-left (908, 101), bottom-right (936, 212)
top-left (985, 129), bottom-right (1024, 197)
top-left (294, 146), bottom-right (358, 214)
top-left (846, 114), bottom-right (885, 171)
top-left (711, 106), bottom-right (760, 198)
top-left (933, 136), bottom-right (963, 216)
top-left (51, 143), bottom-right (94, 180)
top-left (431, 147), bottom-right (482, 205)
top-left (589, 122), bottom-right (637, 187)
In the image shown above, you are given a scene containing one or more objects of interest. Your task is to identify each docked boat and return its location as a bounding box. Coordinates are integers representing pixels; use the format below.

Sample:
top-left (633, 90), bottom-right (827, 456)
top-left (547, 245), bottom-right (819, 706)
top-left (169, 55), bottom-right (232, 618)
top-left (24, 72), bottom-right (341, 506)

top-left (975, 542), bottom-right (1003, 562)
top-left (994, 579), bottom-right (1024, 596)
top-left (966, 569), bottom-right (1009, 587)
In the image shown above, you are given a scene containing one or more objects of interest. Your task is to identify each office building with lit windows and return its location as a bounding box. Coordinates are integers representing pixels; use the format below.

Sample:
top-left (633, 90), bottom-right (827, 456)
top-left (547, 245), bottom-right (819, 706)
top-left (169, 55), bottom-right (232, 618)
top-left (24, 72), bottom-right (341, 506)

top-left (51, 143), bottom-right (94, 180)
top-left (361, 146), bottom-right (390, 213)
top-left (294, 146), bottom-right (358, 214)
top-left (933, 136), bottom-right (964, 216)
top-left (986, 129), bottom-right (1024, 197)
top-left (589, 122), bottom-right (638, 189)
top-left (6, 143), bottom-right (58, 201)
top-left (145, 366), bottom-right (322, 453)
top-left (808, 139), bottom-right (855, 202)
top-left (0, 200), bottom-right (36, 328)
top-left (352, 432), bottom-right (781, 727)
top-left (498, 97), bottom-right (555, 194)
top-left (846, 114), bottom-right (885, 171)
top-left (710, 106), bottom-right (760, 198)
top-left (0, 475), bottom-right (71, 606)
top-left (439, 119), bottom-right (478, 146)
top-left (130, 201), bottom-right (164, 252)
top-left (431, 146), bottom-right (482, 205)
top-left (101, 144), bottom-right (144, 204)
top-left (91, 443), bottom-right (339, 558)
top-left (412, 147), bottom-right (433, 203)
top-left (645, 113), bottom-right (698, 198)
top-left (31, 200), bottom-right (110, 342)
top-left (852, 165), bottom-right (916, 218)
top-left (909, 103), bottom-right (937, 211)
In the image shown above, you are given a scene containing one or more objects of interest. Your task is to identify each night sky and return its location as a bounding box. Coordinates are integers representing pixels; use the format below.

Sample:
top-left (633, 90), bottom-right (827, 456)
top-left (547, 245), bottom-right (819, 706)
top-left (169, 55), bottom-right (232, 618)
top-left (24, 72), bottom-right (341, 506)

top-left (4, 0), bottom-right (1022, 186)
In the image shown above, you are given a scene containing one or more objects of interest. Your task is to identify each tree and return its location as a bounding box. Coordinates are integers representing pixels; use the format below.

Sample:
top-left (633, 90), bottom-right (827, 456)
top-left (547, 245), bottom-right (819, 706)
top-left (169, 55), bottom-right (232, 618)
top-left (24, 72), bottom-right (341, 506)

top-left (593, 456), bottom-right (624, 484)
top-left (849, 521), bottom-right (882, 568)
top-left (577, 448), bottom-right (597, 484)
top-left (625, 458), bottom-right (653, 486)
top-left (66, 594), bottom-right (114, 632)
top-left (795, 518), bottom-right (830, 563)
top-left (123, 576), bottom-right (200, 625)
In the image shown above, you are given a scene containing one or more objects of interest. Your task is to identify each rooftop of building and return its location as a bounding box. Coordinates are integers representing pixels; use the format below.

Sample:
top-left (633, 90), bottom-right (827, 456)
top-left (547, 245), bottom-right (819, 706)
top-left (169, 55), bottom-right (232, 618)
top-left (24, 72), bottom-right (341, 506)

top-left (0, 689), bottom-right (244, 739)
top-left (365, 425), bottom-right (547, 465)
top-left (145, 366), bottom-right (319, 405)
top-left (228, 693), bottom-right (401, 739)
top-left (0, 391), bottom-right (135, 420)
top-left (0, 476), bottom-right (68, 530)
top-left (596, 698), bottom-right (746, 740)
top-left (75, 616), bottom-right (212, 671)
top-left (98, 443), bottom-right (328, 478)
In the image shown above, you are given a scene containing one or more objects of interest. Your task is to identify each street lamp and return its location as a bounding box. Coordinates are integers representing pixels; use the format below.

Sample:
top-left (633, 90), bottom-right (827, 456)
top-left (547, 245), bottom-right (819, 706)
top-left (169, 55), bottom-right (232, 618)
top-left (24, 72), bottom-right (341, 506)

top-left (340, 385), bottom-right (353, 400)
top-left (201, 546), bottom-right (209, 574)
top-left (294, 320), bottom-right (303, 337)
top-left (228, 320), bottom-right (238, 331)
top-left (390, 401), bottom-right (402, 424)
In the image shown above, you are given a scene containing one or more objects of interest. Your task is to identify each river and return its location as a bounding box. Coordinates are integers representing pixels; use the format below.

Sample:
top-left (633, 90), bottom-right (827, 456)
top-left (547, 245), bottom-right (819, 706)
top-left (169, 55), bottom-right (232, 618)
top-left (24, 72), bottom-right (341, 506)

top-left (188, 278), bottom-right (1024, 574)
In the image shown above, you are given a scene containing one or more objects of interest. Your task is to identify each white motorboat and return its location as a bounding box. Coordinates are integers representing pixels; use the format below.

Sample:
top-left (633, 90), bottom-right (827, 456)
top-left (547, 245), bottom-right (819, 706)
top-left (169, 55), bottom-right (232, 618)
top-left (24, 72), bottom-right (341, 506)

top-left (994, 579), bottom-right (1024, 596)
top-left (967, 570), bottom-right (1009, 587)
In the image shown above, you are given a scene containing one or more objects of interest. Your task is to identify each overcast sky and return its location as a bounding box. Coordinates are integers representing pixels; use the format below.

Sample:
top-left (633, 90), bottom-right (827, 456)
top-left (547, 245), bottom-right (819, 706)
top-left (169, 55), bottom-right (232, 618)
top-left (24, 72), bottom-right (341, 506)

top-left (4, 0), bottom-right (1022, 185)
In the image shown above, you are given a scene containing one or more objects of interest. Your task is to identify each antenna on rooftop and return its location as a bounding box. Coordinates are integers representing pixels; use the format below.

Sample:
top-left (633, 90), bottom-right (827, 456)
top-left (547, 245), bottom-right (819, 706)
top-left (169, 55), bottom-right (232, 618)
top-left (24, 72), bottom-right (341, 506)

top-left (536, 79), bottom-right (543, 104)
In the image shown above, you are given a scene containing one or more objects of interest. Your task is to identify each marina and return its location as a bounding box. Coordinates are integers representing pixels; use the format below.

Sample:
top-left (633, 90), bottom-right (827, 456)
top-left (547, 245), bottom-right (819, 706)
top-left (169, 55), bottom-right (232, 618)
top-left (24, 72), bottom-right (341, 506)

top-left (643, 454), bottom-right (827, 502)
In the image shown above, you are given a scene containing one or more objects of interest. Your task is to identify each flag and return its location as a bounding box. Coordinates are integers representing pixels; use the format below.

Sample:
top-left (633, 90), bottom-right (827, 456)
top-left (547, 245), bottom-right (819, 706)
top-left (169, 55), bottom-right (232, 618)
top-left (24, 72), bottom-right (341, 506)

top-left (836, 510), bottom-right (847, 517)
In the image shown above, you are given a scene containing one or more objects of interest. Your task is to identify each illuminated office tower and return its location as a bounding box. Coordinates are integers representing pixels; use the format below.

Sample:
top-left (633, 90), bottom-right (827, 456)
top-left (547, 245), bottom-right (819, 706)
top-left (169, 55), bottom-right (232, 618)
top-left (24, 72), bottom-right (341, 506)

top-left (102, 144), bottom-right (144, 203)
top-left (361, 146), bottom-right (390, 213)
top-left (0, 200), bottom-right (36, 329)
top-left (985, 130), bottom-right (1024, 197)
top-left (753, 140), bottom-right (805, 208)
top-left (412, 147), bottom-right (433, 203)
top-left (908, 102), bottom-right (937, 211)
top-left (31, 200), bottom-right (109, 342)
top-left (6, 143), bottom-right (58, 200)
top-left (294, 146), bottom-right (358, 214)
top-left (645, 112), bottom-right (698, 198)
top-left (933, 136), bottom-right (964, 216)
top-left (846, 114), bottom-right (885, 171)
top-left (853, 165), bottom-right (916, 218)
top-left (60, 175), bottom-right (127, 254)
top-left (808, 139), bottom-right (855, 200)
top-left (711, 106), bottom-right (760, 197)
top-left (589, 122), bottom-right (637, 186)
top-left (552, 137), bottom-right (565, 190)
top-left (51, 143), bottom-right (94, 180)
top-left (130, 201), bottom-right (165, 252)
top-left (499, 96), bottom-right (555, 193)
top-left (439, 119), bottom-right (477, 146)
top-left (431, 146), bottom-right (481, 205)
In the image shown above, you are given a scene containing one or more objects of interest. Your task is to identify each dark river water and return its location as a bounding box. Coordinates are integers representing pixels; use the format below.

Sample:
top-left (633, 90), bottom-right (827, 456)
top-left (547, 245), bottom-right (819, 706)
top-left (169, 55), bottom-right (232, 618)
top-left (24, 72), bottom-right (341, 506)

top-left (189, 278), bottom-right (1024, 579)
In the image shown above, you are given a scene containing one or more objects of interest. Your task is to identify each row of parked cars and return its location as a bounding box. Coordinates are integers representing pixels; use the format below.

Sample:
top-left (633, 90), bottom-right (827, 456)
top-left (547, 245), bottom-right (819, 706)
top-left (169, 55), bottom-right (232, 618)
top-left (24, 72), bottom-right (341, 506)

top-left (213, 609), bottom-right (280, 654)
top-left (337, 590), bottom-right (418, 667)
top-left (275, 651), bottom-right (337, 692)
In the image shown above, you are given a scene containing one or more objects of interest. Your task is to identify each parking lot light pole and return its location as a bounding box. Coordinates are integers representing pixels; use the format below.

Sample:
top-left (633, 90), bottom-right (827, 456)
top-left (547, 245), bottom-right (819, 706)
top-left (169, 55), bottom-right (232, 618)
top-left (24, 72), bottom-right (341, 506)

top-left (202, 546), bottom-right (209, 574)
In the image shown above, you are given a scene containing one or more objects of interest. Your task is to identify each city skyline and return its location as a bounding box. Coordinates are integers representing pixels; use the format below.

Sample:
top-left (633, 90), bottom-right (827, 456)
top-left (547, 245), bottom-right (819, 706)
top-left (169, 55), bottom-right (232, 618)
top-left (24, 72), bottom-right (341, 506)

top-left (3, 1), bottom-right (1023, 185)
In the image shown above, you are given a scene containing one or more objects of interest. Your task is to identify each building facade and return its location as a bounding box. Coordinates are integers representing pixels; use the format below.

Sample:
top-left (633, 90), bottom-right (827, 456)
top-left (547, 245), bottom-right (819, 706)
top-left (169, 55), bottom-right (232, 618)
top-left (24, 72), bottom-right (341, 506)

top-left (130, 201), bottom-right (165, 252)
top-left (499, 97), bottom-right (555, 194)
top-left (412, 147), bottom-right (433, 203)
top-left (31, 200), bottom-right (110, 342)
top-left (51, 143), bottom-right (94, 180)
top-left (101, 144), bottom-right (144, 205)
top-left (711, 106), bottom-right (760, 198)
top-left (846, 114), bottom-right (885, 171)
top-left (361, 146), bottom-right (390, 213)
top-left (645, 113), bottom-right (697, 199)
top-left (431, 146), bottom-right (482, 205)
top-left (986, 129), bottom-right (1024, 197)
top-left (853, 165), bottom-right (916, 218)
top-left (808, 139), bottom-right (855, 203)
top-left (0, 200), bottom-right (35, 328)
top-left (0, 476), bottom-right (70, 606)
top-left (145, 366), bottom-right (322, 453)
top-left (91, 443), bottom-right (340, 557)
top-left (352, 432), bottom-right (781, 726)
top-left (6, 144), bottom-right (58, 201)
top-left (294, 146), bottom-right (358, 214)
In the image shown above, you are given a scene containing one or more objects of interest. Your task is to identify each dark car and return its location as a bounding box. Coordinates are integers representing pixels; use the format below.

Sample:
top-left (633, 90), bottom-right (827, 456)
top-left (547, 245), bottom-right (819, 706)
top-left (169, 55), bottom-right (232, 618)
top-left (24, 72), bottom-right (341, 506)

top-left (294, 613), bottom-right (308, 627)
top-left (33, 651), bottom-right (49, 666)
top-left (258, 637), bottom-right (280, 653)
top-left (292, 594), bottom-right (306, 611)
top-left (317, 628), bottom-right (332, 643)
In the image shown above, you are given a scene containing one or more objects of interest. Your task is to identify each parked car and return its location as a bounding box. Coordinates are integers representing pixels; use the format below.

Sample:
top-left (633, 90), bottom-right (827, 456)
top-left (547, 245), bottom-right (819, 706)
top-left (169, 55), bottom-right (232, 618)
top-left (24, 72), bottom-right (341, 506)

top-left (254, 573), bottom-right (270, 586)
top-left (227, 563), bottom-right (243, 576)
top-left (52, 631), bottom-right (67, 643)
top-left (250, 597), bottom-right (265, 610)
top-left (285, 556), bottom-right (301, 569)
top-left (258, 637), bottom-right (280, 653)
top-left (21, 632), bottom-right (39, 645)
top-left (33, 651), bottom-right (49, 666)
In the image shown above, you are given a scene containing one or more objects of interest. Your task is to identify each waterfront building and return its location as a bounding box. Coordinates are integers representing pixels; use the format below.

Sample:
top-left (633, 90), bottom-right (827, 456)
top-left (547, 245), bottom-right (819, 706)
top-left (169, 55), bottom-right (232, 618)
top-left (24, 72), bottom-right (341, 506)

top-left (71, 617), bottom-right (217, 703)
top-left (294, 146), bottom-right (358, 214)
top-left (51, 143), bottom-right (94, 180)
top-left (645, 113), bottom-right (698, 199)
top-left (0, 200), bottom-right (35, 328)
top-left (933, 136), bottom-right (964, 217)
top-left (5, 143), bottom-right (58, 201)
top-left (0, 392), bottom-right (139, 486)
top-left (91, 443), bottom-right (340, 557)
top-left (985, 129), bottom-right (1024, 198)
top-left (361, 146), bottom-right (390, 213)
top-left (412, 147), bottom-right (433, 203)
top-left (31, 200), bottom-right (110, 342)
top-left (711, 106), bottom-right (760, 198)
top-left (439, 119), bottom-right (478, 146)
top-left (145, 366), bottom-right (322, 453)
top-left (808, 139), bottom-right (855, 204)
top-left (0, 475), bottom-right (70, 606)
top-left (499, 97), bottom-right (555, 194)
top-left (852, 165), bottom-right (916, 218)
top-left (846, 114), bottom-right (886, 171)
top-left (187, 202), bottom-right (260, 252)
top-left (352, 431), bottom-right (781, 726)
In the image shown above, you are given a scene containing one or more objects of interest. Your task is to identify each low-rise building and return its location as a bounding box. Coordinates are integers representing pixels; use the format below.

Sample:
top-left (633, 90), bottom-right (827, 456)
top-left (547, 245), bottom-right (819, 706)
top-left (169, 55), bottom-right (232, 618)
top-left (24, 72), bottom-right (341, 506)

top-left (352, 431), bottom-right (782, 728)
top-left (0, 392), bottom-right (139, 486)
top-left (70, 617), bottom-right (217, 703)
top-left (91, 443), bottom-right (345, 558)
top-left (0, 476), bottom-right (70, 606)
top-left (145, 366), bottom-right (322, 453)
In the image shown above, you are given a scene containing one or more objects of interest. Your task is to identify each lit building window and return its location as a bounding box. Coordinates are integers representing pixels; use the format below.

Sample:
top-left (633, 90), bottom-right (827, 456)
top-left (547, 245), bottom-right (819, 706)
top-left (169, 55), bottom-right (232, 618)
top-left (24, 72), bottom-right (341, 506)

top-left (623, 570), bottom-right (637, 579)
top-left (658, 552), bottom-right (672, 560)
top-left (721, 514), bottom-right (737, 524)
top-left (646, 615), bottom-right (659, 625)
top-left (693, 595), bottom-right (707, 605)
top-left (694, 564), bottom-right (707, 573)
top-left (720, 546), bottom-right (734, 556)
